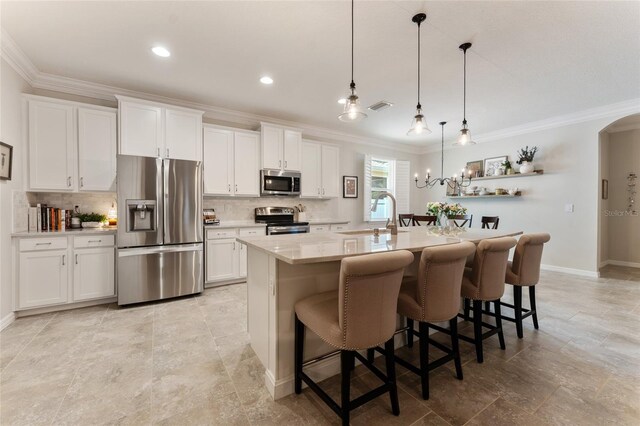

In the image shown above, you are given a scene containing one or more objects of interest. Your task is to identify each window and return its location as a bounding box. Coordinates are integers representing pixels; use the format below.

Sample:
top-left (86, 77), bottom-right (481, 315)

top-left (364, 155), bottom-right (410, 222)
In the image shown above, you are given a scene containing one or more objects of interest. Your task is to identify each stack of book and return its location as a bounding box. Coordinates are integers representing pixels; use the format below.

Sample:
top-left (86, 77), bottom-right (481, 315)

top-left (27, 204), bottom-right (72, 232)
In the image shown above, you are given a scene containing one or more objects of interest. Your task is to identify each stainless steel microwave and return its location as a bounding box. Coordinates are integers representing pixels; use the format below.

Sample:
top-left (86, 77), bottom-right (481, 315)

top-left (260, 169), bottom-right (301, 196)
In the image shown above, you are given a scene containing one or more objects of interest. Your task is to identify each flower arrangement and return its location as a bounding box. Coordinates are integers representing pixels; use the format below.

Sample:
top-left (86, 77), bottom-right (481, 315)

top-left (516, 146), bottom-right (538, 165)
top-left (426, 202), bottom-right (467, 217)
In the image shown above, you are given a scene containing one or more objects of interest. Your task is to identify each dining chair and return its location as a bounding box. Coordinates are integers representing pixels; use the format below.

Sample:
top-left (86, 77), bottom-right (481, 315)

top-left (449, 214), bottom-right (473, 228)
top-left (398, 214), bottom-right (414, 227)
top-left (481, 216), bottom-right (500, 229)
top-left (412, 215), bottom-right (437, 226)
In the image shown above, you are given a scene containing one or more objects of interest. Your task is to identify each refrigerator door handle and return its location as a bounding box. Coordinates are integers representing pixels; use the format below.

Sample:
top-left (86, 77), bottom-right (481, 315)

top-left (163, 158), bottom-right (170, 243)
top-left (118, 243), bottom-right (203, 257)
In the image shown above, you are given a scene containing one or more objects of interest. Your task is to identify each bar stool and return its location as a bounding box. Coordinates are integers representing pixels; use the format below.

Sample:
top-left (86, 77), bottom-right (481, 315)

top-left (294, 250), bottom-right (414, 426)
top-left (412, 215), bottom-right (437, 226)
top-left (449, 214), bottom-right (473, 228)
top-left (398, 214), bottom-right (414, 227)
top-left (370, 242), bottom-right (476, 400)
top-left (501, 233), bottom-right (551, 338)
top-left (481, 216), bottom-right (500, 229)
top-left (459, 237), bottom-right (517, 363)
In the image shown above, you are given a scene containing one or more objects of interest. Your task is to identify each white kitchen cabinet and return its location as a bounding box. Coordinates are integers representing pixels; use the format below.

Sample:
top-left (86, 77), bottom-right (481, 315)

top-left (300, 140), bottom-right (340, 199)
top-left (206, 239), bottom-right (239, 282)
top-left (18, 249), bottom-right (69, 309)
top-left (330, 223), bottom-right (349, 231)
top-left (234, 132), bottom-right (260, 196)
top-left (238, 243), bottom-right (248, 278)
top-left (73, 247), bottom-right (115, 301)
top-left (310, 225), bottom-right (330, 233)
top-left (78, 108), bottom-right (117, 191)
top-left (165, 108), bottom-right (203, 161)
top-left (203, 127), bottom-right (234, 195)
top-left (28, 100), bottom-right (76, 191)
top-left (260, 123), bottom-right (301, 171)
top-left (117, 96), bottom-right (203, 161)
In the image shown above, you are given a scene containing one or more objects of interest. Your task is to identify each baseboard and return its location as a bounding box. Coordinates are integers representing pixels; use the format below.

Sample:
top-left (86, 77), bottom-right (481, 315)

top-left (605, 260), bottom-right (640, 269)
top-left (15, 297), bottom-right (116, 318)
top-left (599, 260), bottom-right (610, 268)
top-left (0, 312), bottom-right (16, 331)
top-left (540, 264), bottom-right (599, 278)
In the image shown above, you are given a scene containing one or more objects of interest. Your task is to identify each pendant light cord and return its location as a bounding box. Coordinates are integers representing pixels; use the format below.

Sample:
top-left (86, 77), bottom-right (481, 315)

top-left (462, 48), bottom-right (466, 122)
top-left (441, 123), bottom-right (444, 178)
top-left (417, 19), bottom-right (421, 107)
top-left (350, 0), bottom-right (354, 88)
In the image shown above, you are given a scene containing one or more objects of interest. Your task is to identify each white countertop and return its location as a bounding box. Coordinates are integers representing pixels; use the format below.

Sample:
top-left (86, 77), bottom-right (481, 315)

top-left (12, 227), bottom-right (117, 238)
top-left (237, 226), bottom-right (522, 265)
top-left (308, 219), bottom-right (349, 225)
top-left (204, 219), bottom-right (349, 229)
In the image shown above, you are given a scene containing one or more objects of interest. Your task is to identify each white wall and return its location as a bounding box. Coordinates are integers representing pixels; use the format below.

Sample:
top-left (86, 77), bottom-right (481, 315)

top-left (606, 128), bottom-right (640, 265)
top-left (599, 131), bottom-right (610, 265)
top-left (419, 115), bottom-right (635, 274)
top-left (0, 59), bottom-right (31, 322)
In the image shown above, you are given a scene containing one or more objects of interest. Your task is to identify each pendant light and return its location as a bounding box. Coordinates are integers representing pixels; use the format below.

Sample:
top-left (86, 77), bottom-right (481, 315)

top-left (407, 13), bottom-right (431, 136)
top-left (455, 42), bottom-right (476, 145)
top-left (338, 0), bottom-right (367, 122)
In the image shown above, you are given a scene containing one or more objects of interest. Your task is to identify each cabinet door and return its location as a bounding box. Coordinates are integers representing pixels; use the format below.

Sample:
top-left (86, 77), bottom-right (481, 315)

top-left (283, 130), bottom-right (302, 171)
top-left (73, 247), bottom-right (115, 301)
top-left (19, 249), bottom-right (68, 309)
top-left (28, 100), bottom-right (76, 191)
top-left (301, 141), bottom-right (321, 198)
top-left (78, 108), bottom-right (117, 192)
top-left (321, 145), bottom-right (340, 198)
top-left (165, 108), bottom-right (203, 161)
top-left (238, 243), bottom-right (247, 278)
top-left (234, 132), bottom-right (260, 196)
top-left (261, 125), bottom-right (283, 170)
top-left (206, 239), bottom-right (239, 282)
top-left (119, 101), bottom-right (163, 157)
top-left (203, 127), bottom-right (233, 195)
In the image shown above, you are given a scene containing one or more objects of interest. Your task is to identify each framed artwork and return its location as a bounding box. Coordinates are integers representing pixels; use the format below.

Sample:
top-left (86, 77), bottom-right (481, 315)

top-left (0, 142), bottom-right (13, 181)
top-left (602, 179), bottom-right (608, 200)
top-left (466, 160), bottom-right (484, 178)
top-left (483, 156), bottom-right (508, 177)
top-left (343, 176), bottom-right (358, 198)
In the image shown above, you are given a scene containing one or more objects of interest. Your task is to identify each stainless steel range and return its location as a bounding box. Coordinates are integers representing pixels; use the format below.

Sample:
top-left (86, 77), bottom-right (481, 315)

top-left (255, 207), bottom-right (310, 235)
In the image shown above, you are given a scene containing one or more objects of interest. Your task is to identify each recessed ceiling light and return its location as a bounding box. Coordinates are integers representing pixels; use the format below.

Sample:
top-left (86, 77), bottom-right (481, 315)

top-left (151, 46), bottom-right (171, 57)
top-left (337, 98), bottom-right (347, 105)
top-left (260, 76), bottom-right (273, 85)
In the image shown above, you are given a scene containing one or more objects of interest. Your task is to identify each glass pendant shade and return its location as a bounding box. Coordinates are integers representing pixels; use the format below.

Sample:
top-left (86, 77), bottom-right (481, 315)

top-left (338, 89), bottom-right (367, 122)
top-left (407, 109), bottom-right (431, 136)
top-left (455, 121), bottom-right (475, 145)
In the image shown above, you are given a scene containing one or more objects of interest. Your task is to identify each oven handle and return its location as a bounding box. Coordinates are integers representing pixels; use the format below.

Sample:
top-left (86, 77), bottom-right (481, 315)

top-left (268, 226), bottom-right (310, 235)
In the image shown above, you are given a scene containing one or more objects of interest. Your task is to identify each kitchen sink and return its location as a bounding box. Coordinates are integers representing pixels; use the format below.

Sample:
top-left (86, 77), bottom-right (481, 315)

top-left (337, 229), bottom-right (409, 236)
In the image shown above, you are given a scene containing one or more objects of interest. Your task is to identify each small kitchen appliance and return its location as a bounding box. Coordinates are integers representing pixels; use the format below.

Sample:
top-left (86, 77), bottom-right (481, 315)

top-left (260, 170), bottom-right (301, 196)
top-left (255, 207), bottom-right (310, 235)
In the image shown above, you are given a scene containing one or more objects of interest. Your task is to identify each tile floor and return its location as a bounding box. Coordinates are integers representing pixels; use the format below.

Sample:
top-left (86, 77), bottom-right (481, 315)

top-left (1, 265), bottom-right (639, 425)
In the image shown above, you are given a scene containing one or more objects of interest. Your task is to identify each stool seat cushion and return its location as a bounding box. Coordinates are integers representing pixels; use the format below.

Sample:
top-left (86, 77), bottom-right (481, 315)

top-left (294, 290), bottom-right (342, 349)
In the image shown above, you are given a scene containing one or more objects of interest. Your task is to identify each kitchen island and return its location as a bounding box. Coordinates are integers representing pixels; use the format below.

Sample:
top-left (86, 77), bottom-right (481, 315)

top-left (237, 226), bottom-right (523, 399)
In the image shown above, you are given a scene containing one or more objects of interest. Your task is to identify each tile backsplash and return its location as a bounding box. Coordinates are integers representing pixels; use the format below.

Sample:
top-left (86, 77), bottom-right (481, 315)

top-left (203, 196), bottom-right (340, 221)
top-left (26, 192), bottom-right (116, 216)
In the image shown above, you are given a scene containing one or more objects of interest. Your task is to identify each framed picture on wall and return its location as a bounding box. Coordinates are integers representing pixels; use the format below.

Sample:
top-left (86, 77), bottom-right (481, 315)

top-left (466, 160), bottom-right (484, 178)
top-left (483, 156), bottom-right (508, 177)
top-left (0, 142), bottom-right (13, 181)
top-left (343, 176), bottom-right (358, 198)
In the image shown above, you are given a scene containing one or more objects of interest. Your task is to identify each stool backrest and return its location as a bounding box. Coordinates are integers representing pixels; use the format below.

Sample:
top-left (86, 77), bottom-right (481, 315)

top-left (398, 214), bottom-right (414, 227)
top-left (481, 216), bottom-right (500, 229)
top-left (415, 242), bottom-right (476, 322)
top-left (412, 215), bottom-right (437, 226)
top-left (339, 250), bottom-right (414, 349)
top-left (449, 214), bottom-right (473, 228)
top-left (510, 233), bottom-right (551, 285)
top-left (469, 237), bottom-right (517, 300)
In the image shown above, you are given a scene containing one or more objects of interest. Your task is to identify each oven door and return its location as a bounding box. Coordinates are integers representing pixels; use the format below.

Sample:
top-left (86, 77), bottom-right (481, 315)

top-left (267, 225), bottom-right (310, 235)
top-left (261, 170), bottom-right (301, 196)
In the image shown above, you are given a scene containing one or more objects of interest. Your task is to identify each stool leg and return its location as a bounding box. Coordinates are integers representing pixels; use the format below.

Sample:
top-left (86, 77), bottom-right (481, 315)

top-left (463, 298), bottom-right (471, 321)
top-left (407, 318), bottom-right (414, 348)
top-left (340, 351), bottom-right (352, 426)
top-left (294, 314), bottom-right (304, 394)
top-left (450, 318), bottom-right (463, 380)
top-left (494, 300), bottom-right (506, 350)
top-left (514, 286), bottom-right (523, 338)
top-left (529, 286), bottom-right (539, 329)
top-left (367, 348), bottom-right (374, 363)
top-left (384, 338), bottom-right (400, 416)
top-left (484, 301), bottom-right (491, 313)
top-left (473, 300), bottom-right (484, 363)
top-left (418, 321), bottom-right (429, 399)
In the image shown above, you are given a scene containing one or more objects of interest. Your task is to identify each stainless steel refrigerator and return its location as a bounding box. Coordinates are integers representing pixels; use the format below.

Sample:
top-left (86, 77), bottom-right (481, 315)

top-left (116, 155), bottom-right (203, 305)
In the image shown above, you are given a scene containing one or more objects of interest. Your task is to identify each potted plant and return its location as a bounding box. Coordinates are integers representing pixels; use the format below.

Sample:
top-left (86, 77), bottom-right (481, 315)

top-left (516, 146), bottom-right (538, 174)
top-left (78, 212), bottom-right (107, 228)
top-left (501, 159), bottom-right (513, 175)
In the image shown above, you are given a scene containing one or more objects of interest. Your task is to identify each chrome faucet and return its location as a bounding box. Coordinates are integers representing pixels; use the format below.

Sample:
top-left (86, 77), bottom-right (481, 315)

top-left (371, 191), bottom-right (398, 235)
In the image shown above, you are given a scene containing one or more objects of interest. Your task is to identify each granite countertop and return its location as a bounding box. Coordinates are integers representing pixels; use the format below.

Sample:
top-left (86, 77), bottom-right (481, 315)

top-left (308, 219), bottom-right (349, 225)
top-left (237, 226), bottom-right (522, 265)
top-left (12, 227), bottom-right (117, 238)
top-left (204, 220), bottom-right (349, 229)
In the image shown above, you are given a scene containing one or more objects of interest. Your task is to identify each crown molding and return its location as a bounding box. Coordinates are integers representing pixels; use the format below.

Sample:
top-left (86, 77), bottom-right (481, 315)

top-left (1, 28), bottom-right (39, 83)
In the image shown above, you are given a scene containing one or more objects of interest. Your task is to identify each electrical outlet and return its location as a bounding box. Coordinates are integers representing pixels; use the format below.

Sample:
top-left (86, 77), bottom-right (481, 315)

top-left (565, 203), bottom-right (574, 213)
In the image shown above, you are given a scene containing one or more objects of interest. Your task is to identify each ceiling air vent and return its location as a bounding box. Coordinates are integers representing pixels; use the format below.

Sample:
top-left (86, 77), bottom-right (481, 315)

top-left (368, 101), bottom-right (394, 112)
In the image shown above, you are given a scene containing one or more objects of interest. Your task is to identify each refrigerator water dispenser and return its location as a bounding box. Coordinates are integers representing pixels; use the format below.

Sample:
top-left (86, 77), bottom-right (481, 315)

top-left (126, 200), bottom-right (157, 232)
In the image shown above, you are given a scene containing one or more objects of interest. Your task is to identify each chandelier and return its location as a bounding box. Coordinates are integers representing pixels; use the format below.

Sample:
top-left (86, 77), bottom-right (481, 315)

top-left (415, 121), bottom-right (473, 190)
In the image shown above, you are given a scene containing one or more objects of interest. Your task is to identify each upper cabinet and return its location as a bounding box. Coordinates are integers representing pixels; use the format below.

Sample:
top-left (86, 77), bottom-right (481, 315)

top-left (203, 125), bottom-right (260, 197)
top-left (27, 96), bottom-right (116, 192)
top-left (117, 96), bottom-right (203, 162)
top-left (300, 140), bottom-right (340, 199)
top-left (260, 123), bottom-right (301, 171)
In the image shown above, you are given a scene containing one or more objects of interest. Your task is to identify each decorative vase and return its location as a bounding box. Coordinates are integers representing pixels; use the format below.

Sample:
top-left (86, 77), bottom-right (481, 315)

top-left (519, 161), bottom-right (534, 174)
top-left (494, 168), bottom-right (504, 176)
top-left (437, 213), bottom-right (449, 227)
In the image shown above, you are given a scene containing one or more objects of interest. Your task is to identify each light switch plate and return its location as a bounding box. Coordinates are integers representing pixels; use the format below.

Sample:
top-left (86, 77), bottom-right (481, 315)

top-left (565, 203), bottom-right (574, 213)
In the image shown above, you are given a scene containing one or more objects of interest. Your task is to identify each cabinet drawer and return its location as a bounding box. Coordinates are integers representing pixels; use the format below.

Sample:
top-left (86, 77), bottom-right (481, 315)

top-left (206, 229), bottom-right (238, 240)
top-left (310, 225), bottom-right (329, 233)
top-left (20, 237), bottom-right (68, 252)
top-left (239, 227), bottom-right (266, 237)
top-left (74, 235), bottom-right (115, 248)
top-left (330, 224), bottom-right (348, 231)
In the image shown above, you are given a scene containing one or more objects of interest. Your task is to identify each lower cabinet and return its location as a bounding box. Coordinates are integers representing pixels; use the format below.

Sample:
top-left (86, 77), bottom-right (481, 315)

top-left (15, 234), bottom-right (115, 311)
top-left (205, 227), bottom-right (265, 285)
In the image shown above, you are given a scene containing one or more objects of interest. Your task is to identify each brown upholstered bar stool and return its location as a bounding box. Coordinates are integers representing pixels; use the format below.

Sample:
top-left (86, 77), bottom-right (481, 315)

top-left (412, 215), bottom-right (437, 226)
top-left (481, 216), bottom-right (500, 229)
top-left (501, 233), bottom-right (551, 338)
top-left (459, 237), bottom-right (517, 363)
top-left (450, 214), bottom-right (473, 228)
top-left (294, 250), bottom-right (414, 426)
top-left (399, 214), bottom-right (414, 227)
top-left (377, 242), bottom-right (476, 400)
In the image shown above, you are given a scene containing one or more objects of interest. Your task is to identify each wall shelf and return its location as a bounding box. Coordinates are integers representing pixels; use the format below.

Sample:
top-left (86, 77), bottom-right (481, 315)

top-left (469, 170), bottom-right (543, 182)
top-left (448, 192), bottom-right (522, 199)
